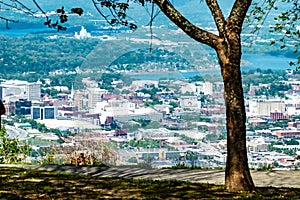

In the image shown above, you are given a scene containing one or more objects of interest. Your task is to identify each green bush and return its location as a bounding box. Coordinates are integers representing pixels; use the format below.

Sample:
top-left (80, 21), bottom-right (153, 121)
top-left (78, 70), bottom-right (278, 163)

top-left (0, 125), bottom-right (31, 164)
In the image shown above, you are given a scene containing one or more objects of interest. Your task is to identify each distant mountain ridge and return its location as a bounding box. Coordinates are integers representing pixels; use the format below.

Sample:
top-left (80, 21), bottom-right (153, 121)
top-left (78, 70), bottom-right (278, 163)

top-left (0, 1), bottom-right (297, 77)
top-left (0, 1), bottom-right (288, 37)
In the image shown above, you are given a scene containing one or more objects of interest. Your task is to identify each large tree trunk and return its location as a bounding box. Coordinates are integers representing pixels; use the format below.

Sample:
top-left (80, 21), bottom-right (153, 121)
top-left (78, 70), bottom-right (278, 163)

top-left (216, 33), bottom-right (255, 191)
top-left (153, 0), bottom-right (255, 192)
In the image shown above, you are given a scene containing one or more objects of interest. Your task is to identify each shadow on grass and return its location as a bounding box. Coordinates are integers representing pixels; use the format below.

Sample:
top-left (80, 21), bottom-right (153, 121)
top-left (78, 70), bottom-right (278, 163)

top-left (0, 167), bottom-right (299, 199)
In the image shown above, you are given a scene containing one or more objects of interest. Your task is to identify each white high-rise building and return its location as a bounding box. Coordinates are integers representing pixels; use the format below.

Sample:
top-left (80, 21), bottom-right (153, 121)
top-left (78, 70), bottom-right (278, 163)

top-left (87, 88), bottom-right (108, 108)
top-left (248, 99), bottom-right (285, 117)
top-left (0, 80), bottom-right (41, 102)
top-left (26, 82), bottom-right (41, 101)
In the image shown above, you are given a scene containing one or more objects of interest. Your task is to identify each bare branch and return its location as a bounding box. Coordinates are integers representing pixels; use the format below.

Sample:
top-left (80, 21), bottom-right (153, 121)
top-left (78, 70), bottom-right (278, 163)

top-left (228, 0), bottom-right (252, 34)
top-left (149, 2), bottom-right (155, 51)
top-left (0, 15), bottom-right (18, 29)
top-left (143, 1), bottom-right (161, 26)
top-left (91, 0), bottom-right (111, 25)
top-left (154, 0), bottom-right (219, 49)
top-left (32, 0), bottom-right (48, 21)
top-left (12, 0), bottom-right (36, 15)
top-left (205, 0), bottom-right (226, 36)
top-left (0, 0), bottom-right (34, 15)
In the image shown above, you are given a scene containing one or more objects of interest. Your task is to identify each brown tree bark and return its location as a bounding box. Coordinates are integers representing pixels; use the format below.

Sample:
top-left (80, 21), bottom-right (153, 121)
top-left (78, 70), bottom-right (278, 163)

top-left (154, 0), bottom-right (255, 191)
top-left (216, 32), bottom-right (255, 191)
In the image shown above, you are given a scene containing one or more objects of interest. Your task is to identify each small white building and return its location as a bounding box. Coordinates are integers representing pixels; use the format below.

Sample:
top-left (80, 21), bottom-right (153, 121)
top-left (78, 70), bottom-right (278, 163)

top-left (74, 26), bottom-right (91, 39)
top-left (179, 96), bottom-right (200, 110)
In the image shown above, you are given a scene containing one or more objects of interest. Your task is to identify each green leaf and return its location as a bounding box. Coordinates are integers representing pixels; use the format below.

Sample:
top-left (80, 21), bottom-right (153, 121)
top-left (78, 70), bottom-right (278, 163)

top-left (71, 8), bottom-right (84, 16)
top-left (270, 41), bottom-right (276, 46)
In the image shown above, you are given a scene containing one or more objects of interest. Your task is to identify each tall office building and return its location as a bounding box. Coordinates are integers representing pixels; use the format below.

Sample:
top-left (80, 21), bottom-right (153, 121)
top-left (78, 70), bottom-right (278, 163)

top-left (87, 88), bottom-right (108, 108)
top-left (0, 80), bottom-right (41, 101)
top-left (26, 82), bottom-right (41, 101)
top-left (73, 90), bottom-right (87, 110)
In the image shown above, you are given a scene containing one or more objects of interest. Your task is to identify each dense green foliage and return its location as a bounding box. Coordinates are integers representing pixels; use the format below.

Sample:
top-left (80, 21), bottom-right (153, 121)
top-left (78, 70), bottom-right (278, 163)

top-left (128, 139), bottom-right (161, 149)
top-left (0, 125), bottom-right (31, 163)
top-left (268, 139), bottom-right (299, 156)
top-left (189, 75), bottom-right (205, 82)
top-left (0, 35), bottom-right (99, 77)
top-left (242, 69), bottom-right (286, 86)
top-left (108, 48), bottom-right (193, 71)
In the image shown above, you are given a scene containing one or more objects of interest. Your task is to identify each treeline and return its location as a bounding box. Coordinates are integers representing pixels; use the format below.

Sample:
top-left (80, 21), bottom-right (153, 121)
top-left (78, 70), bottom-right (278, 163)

top-left (0, 35), bottom-right (99, 77)
top-left (108, 48), bottom-right (193, 71)
top-left (242, 68), bottom-right (286, 86)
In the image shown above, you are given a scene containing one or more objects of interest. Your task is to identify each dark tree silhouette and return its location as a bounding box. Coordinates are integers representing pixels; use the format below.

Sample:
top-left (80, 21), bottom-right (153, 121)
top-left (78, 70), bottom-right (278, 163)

top-left (0, 100), bottom-right (5, 125)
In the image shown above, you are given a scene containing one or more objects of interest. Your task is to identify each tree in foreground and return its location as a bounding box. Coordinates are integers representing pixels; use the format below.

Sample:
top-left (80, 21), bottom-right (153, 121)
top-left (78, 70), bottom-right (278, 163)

top-left (0, 0), bottom-right (298, 192)
top-left (0, 0), bottom-right (255, 192)
top-left (142, 0), bottom-right (254, 191)
top-left (91, 0), bottom-right (299, 191)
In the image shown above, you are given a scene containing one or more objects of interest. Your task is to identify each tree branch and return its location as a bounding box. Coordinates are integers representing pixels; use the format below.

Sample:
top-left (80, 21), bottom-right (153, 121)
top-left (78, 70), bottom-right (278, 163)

top-left (227, 0), bottom-right (252, 34)
top-left (91, 0), bottom-right (111, 25)
top-left (32, 0), bottom-right (48, 21)
top-left (11, 0), bottom-right (36, 15)
top-left (0, 16), bottom-right (17, 23)
top-left (154, 0), bottom-right (219, 49)
top-left (205, 0), bottom-right (226, 36)
top-left (0, 0), bottom-right (34, 15)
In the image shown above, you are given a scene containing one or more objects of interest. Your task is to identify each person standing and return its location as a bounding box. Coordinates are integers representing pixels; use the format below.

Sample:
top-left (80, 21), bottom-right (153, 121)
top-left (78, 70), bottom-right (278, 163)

top-left (0, 100), bottom-right (5, 125)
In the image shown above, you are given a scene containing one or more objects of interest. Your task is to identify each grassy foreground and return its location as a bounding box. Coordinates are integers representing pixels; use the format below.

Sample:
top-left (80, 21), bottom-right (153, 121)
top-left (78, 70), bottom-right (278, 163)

top-left (0, 167), bottom-right (299, 199)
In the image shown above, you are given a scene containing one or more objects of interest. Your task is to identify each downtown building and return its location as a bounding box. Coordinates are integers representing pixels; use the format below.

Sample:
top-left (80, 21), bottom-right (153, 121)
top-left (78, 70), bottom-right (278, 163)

top-left (248, 99), bottom-right (285, 117)
top-left (0, 80), bottom-right (41, 102)
top-left (87, 88), bottom-right (108, 108)
top-left (31, 106), bottom-right (58, 120)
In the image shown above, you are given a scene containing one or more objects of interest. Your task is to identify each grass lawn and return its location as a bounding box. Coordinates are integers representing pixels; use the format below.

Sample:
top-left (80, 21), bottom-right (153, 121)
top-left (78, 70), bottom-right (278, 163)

top-left (0, 167), bottom-right (299, 199)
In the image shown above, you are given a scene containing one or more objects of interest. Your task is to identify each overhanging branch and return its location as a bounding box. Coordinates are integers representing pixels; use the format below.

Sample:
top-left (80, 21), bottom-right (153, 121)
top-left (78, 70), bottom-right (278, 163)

top-left (205, 0), bottom-right (226, 36)
top-left (227, 0), bottom-right (252, 34)
top-left (154, 0), bottom-right (219, 49)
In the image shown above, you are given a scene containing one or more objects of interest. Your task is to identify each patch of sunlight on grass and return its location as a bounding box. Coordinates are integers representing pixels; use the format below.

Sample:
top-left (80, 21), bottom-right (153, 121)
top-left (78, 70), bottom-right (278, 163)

top-left (82, 186), bottom-right (95, 190)
top-left (10, 175), bottom-right (20, 178)
top-left (1, 167), bottom-right (300, 199)
top-left (23, 178), bottom-right (43, 182)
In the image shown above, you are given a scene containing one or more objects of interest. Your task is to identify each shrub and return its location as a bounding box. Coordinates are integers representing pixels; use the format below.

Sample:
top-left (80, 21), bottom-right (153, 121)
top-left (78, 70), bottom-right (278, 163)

top-left (0, 125), bottom-right (31, 164)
